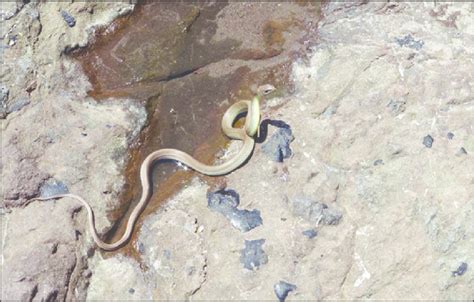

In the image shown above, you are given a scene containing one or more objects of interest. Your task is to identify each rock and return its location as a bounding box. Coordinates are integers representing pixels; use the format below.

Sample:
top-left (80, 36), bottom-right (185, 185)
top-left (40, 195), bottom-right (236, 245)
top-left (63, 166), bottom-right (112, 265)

top-left (456, 147), bottom-right (467, 156)
top-left (289, 195), bottom-right (343, 226)
top-left (61, 10), bottom-right (76, 27)
top-left (274, 281), bottom-right (297, 302)
top-left (7, 97), bottom-right (30, 113)
top-left (373, 159), bottom-right (384, 166)
top-left (302, 229), bottom-right (318, 239)
top-left (423, 135), bottom-right (434, 148)
top-left (261, 123), bottom-right (294, 162)
top-left (447, 132), bottom-right (454, 140)
top-left (39, 178), bottom-right (69, 197)
top-left (452, 262), bottom-right (468, 277)
top-left (395, 34), bottom-right (424, 50)
top-left (240, 239), bottom-right (268, 270)
top-left (207, 189), bottom-right (263, 232)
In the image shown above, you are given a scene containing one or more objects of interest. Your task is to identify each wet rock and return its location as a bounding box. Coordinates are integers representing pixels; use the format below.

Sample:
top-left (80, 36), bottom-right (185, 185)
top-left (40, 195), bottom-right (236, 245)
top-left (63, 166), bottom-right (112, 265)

top-left (447, 132), bottom-right (454, 140)
top-left (423, 135), bottom-right (434, 148)
top-left (39, 178), bottom-right (69, 198)
top-left (7, 97), bottom-right (30, 113)
top-left (274, 281), bottom-right (297, 302)
top-left (207, 189), bottom-right (263, 232)
top-left (61, 10), bottom-right (76, 27)
top-left (302, 229), bottom-right (318, 239)
top-left (456, 147), bottom-right (467, 156)
top-left (240, 239), bottom-right (268, 270)
top-left (261, 123), bottom-right (294, 162)
top-left (452, 262), bottom-right (468, 277)
top-left (396, 34), bottom-right (424, 50)
top-left (289, 195), bottom-right (343, 225)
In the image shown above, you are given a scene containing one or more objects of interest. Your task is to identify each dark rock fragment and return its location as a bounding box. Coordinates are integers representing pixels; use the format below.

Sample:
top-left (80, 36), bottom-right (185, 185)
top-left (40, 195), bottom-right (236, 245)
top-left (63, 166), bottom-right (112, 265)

top-left (274, 280), bottom-right (297, 302)
top-left (61, 10), bottom-right (76, 27)
top-left (396, 34), bottom-right (424, 50)
top-left (373, 159), bottom-right (384, 166)
top-left (240, 239), bottom-right (268, 270)
top-left (302, 229), bottom-right (318, 239)
top-left (423, 135), bottom-right (434, 148)
top-left (447, 132), bottom-right (454, 140)
top-left (261, 122), bottom-right (294, 162)
top-left (208, 189), bottom-right (262, 232)
top-left (452, 262), bottom-right (468, 277)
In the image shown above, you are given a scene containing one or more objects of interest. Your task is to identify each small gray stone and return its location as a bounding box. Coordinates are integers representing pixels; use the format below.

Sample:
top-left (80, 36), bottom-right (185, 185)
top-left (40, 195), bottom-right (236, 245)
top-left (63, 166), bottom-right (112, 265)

top-left (373, 159), bottom-right (384, 166)
top-left (240, 239), bottom-right (268, 270)
top-left (128, 288), bottom-right (135, 294)
top-left (452, 262), bottom-right (468, 277)
top-left (274, 280), bottom-right (297, 302)
top-left (261, 124), bottom-right (294, 162)
top-left (39, 178), bottom-right (69, 198)
top-left (456, 147), bottom-right (467, 156)
top-left (302, 229), bottom-right (318, 239)
top-left (289, 195), bottom-right (343, 225)
top-left (208, 189), bottom-right (263, 232)
top-left (396, 34), bottom-right (424, 50)
top-left (423, 135), bottom-right (434, 148)
top-left (447, 132), bottom-right (454, 140)
top-left (61, 10), bottom-right (76, 27)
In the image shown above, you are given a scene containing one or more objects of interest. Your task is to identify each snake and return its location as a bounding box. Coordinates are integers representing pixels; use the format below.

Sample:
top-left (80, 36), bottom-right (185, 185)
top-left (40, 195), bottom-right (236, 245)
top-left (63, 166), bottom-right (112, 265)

top-left (27, 96), bottom-right (262, 251)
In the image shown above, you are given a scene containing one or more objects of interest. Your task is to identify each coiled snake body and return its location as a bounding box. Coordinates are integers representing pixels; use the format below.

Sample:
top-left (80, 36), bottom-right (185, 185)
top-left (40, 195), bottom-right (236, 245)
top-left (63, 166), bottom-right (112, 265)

top-left (28, 96), bottom-right (261, 251)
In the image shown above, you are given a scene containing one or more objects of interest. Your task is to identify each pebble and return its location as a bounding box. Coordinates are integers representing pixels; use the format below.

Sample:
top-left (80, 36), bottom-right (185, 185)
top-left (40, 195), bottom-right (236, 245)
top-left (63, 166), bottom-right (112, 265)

top-left (61, 10), bottom-right (76, 27)
top-left (274, 280), bottom-right (297, 302)
top-left (423, 135), bottom-right (434, 148)
top-left (302, 229), bottom-right (318, 239)
top-left (396, 34), bottom-right (424, 50)
top-left (240, 239), bottom-right (268, 270)
top-left (447, 132), bottom-right (454, 140)
top-left (373, 159), bottom-right (384, 166)
top-left (452, 262), bottom-right (468, 277)
top-left (261, 122), bottom-right (294, 162)
top-left (207, 189), bottom-right (263, 232)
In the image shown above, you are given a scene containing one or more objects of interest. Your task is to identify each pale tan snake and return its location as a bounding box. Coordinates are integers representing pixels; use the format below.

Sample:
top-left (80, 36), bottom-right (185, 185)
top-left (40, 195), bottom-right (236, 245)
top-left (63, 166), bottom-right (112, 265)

top-left (27, 96), bottom-right (262, 251)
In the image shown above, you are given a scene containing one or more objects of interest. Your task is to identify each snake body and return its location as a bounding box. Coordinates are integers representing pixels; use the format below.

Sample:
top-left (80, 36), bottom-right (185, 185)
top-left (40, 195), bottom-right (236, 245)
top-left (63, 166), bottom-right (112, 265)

top-left (28, 96), bottom-right (261, 251)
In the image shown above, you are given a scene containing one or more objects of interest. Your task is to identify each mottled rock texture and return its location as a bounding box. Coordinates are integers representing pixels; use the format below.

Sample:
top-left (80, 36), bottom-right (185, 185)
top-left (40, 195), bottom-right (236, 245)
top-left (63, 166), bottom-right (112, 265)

top-left (2, 1), bottom-right (473, 301)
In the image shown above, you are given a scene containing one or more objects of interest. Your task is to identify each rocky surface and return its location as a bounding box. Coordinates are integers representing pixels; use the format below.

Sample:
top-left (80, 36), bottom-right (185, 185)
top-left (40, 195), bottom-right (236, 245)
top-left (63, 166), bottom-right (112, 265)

top-left (2, 1), bottom-right (473, 301)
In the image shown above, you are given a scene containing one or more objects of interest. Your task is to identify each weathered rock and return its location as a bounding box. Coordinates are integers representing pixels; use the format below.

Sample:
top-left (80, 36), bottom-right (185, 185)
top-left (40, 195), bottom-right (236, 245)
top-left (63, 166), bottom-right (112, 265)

top-left (60, 10), bottom-right (76, 27)
top-left (207, 189), bottom-right (263, 232)
top-left (302, 229), bottom-right (318, 239)
top-left (423, 135), bottom-right (434, 148)
top-left (261, 123), bottom-right (294, 162)
top-left (274, 281), bottom-right (297, 302)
